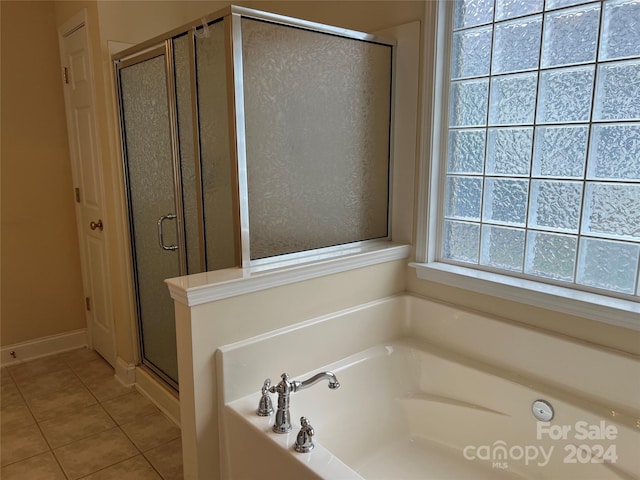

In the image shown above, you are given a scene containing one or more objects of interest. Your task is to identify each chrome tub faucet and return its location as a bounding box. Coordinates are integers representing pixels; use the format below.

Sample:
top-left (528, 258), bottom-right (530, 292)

top-left (268, 372), bottom-right (340, 433)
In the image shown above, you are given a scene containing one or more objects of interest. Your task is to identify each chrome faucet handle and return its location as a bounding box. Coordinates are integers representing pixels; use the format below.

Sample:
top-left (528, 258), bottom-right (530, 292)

top-left (256, 378), bottom-right (273, 416)
top-left (269, 373), bottom-right (294, 395)
top-left (294, 416), bottom-right (315, 453)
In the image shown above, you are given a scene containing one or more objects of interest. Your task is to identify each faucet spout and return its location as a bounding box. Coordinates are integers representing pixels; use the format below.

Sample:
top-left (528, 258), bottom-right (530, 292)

top-left (268, 371), bottom-right (339, 434)
top-left (293, 371), bottom-right (340, 392)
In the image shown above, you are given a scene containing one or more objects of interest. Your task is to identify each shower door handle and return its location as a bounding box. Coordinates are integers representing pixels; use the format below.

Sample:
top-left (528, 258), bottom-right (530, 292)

top-left (157, 214), bottom-right (178, 251)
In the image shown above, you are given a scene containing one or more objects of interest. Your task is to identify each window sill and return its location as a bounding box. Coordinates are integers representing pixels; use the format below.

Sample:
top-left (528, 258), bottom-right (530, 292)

top-left (167, 241), bottom-right (411, 307)
top-left (410, 261), bottom-right (640, 331)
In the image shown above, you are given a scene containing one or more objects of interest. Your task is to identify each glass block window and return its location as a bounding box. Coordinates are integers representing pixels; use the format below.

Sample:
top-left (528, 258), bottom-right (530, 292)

top-left (444, 0), bottom-right (640, 298)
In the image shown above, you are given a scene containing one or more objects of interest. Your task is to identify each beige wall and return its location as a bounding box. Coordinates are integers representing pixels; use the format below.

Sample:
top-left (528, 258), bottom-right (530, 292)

top-left (243, 0), bottom-right (424, 32)
top-left (92, 0), bottom-right (424, 43)
top-left (1, 1), bottom-right (85, 346)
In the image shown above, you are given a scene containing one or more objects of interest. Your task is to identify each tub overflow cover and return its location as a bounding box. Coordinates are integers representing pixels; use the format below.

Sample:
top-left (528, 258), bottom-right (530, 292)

top-left (532, 399), bottom-right (554, 422)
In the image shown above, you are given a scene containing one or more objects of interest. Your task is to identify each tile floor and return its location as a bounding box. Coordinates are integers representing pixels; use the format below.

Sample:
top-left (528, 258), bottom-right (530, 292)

top-left (0, 348), bottom-right (183, 479)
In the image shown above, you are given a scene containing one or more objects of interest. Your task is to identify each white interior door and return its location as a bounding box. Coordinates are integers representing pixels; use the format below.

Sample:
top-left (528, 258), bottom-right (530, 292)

top-left (59, 11), bottom-right (116, 366)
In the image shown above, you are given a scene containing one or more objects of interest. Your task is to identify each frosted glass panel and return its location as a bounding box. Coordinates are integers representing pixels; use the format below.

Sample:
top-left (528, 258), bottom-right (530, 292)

top-left (443, 220), bottom-right (480, 263)
top-left (492, 16), bottom-right (542, 74)
top-left (594, 60), bottom-right (640, 121)
top-left (196, 20), bottom-right (237, 269)
top-left (537, 66), bottom-right (594, 123)
top-left (532, 126), bottom-right (587, 178)
top-left (445, 176), bottom-right (483, 220)
top-left (582, 183), bottom-right (640, 241)
top-left (495, 0), bottom-right (543, 20)
top-left (489, 73), bottom-right (537, 125)
top-left (486, 127), bottom-right (532, 175)
top-left (546, 0), bottom-right (597, 9)
top-left (600, 0), bottom-right (640, 61)
top-left (447, 129), bottom-right (485, 174)
top-left (173, 34), bottom-right (201, 275)
top-left (577, 238), bottom-right (639, 294)
top-left (480, 225), bottom-right (525, 271)
top-left (525, 231), bottom-right (577, 281)
top-left (541, 4), bottom-right (600, 68)
top-left (242, 18), bottom-right (391, 259)
top-left (529, 180), bottom-right (582, 232)
top-left (483, 178), bottom-right (528, 226)
top-left (451, 26), bottom-right (492, 79)
top-left (454, 0), bottom-right (494, 29)
top-left (119, 55), bottom-right (179, 385)
top-left (588, 124), bottom-right (640, 180)
top-left (450, 79), bottom-right (489, 127)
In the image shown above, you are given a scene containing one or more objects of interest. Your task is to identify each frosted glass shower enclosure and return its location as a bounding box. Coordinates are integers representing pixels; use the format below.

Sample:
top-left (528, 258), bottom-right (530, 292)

top-left (114, 6), bottom-right (393, 390)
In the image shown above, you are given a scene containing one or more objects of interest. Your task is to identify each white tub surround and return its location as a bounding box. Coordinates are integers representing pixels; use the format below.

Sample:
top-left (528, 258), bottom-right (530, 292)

top-left (166, 242), bottom-right (410, 307)
top-left (166, 247), bottom-right (409, 480)
top-left (218, 294), bottom-right (640, 480)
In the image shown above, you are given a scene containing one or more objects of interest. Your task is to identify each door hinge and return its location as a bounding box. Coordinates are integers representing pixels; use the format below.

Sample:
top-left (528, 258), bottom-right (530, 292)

top-left (85, 297), bottom-right (91, 311)
top-left (75, 187), bottom-right (81, 203)
top-left (64, 67), bottom-right (70, 84)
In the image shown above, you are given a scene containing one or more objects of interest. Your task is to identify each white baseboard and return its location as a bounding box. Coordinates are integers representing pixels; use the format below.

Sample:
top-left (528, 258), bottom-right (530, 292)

top-left (114, 356), bottom-right (136, 387)
top-left (135, 366), bottom-right (181, 427)
top-left (1, 329), bottom-right (87, 367)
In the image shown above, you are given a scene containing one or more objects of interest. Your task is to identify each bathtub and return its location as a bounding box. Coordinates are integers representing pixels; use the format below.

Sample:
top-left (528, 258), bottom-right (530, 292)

top-left (217, 295), bottom-right (640, 480)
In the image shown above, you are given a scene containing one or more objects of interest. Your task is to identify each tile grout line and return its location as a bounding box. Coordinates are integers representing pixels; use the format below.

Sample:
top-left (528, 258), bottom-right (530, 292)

top-left (41, 352), bottom-right (98, 480)
top-left (28, 391), bottom-right (69, 479)
top-left (63, 352), bottom-right (173, 478)
top-left (59, 353), bottom-right (146, 479)
top-left (4, 361), bottom-right (71, 479)
top-left (73, 453), bottom-right (144, 480)
top-left (106, 396), bottom-right (181, 479)
top-left (2, 366), bottom-right (51, 468)
top-left (63, 352), bottom-right (177, 479)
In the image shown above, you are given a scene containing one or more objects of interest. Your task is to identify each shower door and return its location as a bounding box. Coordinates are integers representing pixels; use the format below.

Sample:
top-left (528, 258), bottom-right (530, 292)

top-left (116, 24), bottom-right (238, 390)
top-left (118, 47), bottom-right (183, 388)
